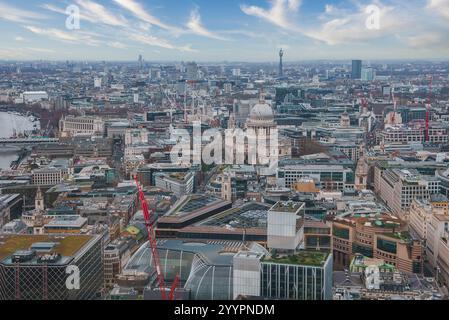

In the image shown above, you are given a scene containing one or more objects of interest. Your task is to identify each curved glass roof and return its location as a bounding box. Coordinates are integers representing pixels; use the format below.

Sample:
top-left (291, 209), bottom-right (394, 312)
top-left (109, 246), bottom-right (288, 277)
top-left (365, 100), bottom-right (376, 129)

top-left (124, 239), bottom-right (267, 300)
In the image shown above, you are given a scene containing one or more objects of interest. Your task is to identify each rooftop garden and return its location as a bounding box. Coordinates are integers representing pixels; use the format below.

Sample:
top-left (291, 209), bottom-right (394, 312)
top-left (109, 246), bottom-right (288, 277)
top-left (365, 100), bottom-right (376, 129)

top-left (263, 251), bottom-right (328, 267)
top-left (168, 172), bottom-right (187, 181)
top-left (271, 201), bottom-right (302, 213)
top-left (383, 231), bottom-right (411, 242)
top-left (0, 235), bottom-right (92, 260)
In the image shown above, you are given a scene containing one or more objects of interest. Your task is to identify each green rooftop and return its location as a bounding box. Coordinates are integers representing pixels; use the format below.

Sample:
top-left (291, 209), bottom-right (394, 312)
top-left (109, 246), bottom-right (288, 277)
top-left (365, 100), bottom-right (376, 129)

top-left (0, 235), bottom-right (92, 261)
top-left (270, 201), bottom-right (303, 213)
top-left (263, 251), bottom-right (329, 267)
top-left (383, 231), bottom-right (411, 242)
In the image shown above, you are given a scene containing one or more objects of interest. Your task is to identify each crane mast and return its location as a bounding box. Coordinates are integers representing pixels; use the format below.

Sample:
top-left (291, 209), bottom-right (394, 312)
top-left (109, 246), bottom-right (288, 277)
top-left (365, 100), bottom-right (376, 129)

top-left (134, 177), bottom-right (167, 300)
top-left (391, 86), bottom-right (397, 124)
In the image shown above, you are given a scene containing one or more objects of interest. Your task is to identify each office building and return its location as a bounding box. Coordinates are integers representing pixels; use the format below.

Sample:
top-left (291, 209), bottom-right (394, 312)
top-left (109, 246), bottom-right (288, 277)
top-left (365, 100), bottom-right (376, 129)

top-left (59, 116), bottom-right (105, 137)
top-left (260, 251), bottom-right (333, 300)
top-left (186, 62), bottom-right (198, 80)
top-left (154, 172), bottom-right (195, 199)
top-left (0, 194), bottom-right (22, 228)
top-left (267, 201), bottom-right (305, 251)
top-left (376, 168), bottom-right (440, 218)
top-left (351, 60), bottom-right (362, 80)
top-left (0, 234), bottom-right (103, 300)
top-left (361, 67), bottom-right (375, 81)
top-left (331, 215), bottom-right (423, 273)
top-left (22, 91), bottom-right (48, 103)
top-left (277, 164), bottom-right (355, 191)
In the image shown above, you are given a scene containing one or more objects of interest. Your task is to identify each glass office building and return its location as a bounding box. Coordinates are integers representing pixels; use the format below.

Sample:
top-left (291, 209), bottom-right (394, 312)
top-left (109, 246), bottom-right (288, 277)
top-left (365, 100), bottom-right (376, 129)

top-left (0, 234), bottom-right (103, 300)
top-left (260, 251), bottom-right (333, 300)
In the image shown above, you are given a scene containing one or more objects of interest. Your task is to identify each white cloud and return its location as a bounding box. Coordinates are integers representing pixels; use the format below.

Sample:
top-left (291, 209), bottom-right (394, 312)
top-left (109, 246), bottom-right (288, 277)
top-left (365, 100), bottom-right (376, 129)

top-left (138, 22), bottom-right (152, 32)
top-left (428, 0), bottom-right (449, 19)
top-left (0, 2), bottom-right (46, 23)
top-left (287, 0), bottom-right (301, 11)
top-left (240, 0), bottom-right (300, 30)
top-left (303, 5), bottom-right (402, 45)
top-left (15, 36), bottom-right (25, 41)
top-left (75, 0), bottom-right (128, 27)
top-left (186, 8), bottom-right (228, 40)
top-left (113, 0), bottom-right (181, 32)
top-left (240, 0), bottom-right (449, 54)
top-left (42, 1), bottom-right (128, 27)
top-left (41, 3), bottom-right (101, 24)
top-left (26, 47), bottom-right (55, 53)
top-left (25, 26), bottom-right (102, 46)
top-left (127, 32), bottom-right (196, 52)
top-left (107, 41), bottom-right (127, 49)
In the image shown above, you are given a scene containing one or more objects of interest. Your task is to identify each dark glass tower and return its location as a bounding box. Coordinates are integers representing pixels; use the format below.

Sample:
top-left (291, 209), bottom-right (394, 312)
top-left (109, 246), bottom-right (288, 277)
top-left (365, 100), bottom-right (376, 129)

top-left (352, 60), bottom-right (362, 79)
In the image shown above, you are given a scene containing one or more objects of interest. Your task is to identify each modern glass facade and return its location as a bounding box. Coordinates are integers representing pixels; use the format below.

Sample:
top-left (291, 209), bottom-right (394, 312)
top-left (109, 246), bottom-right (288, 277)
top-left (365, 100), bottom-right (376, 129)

top-left (260, 254), bottom-right (333, 300)
top-left (333, 226), bottom-right (350, 240)
top-left (377, 238), bottom-right (397, 254)
top-left (0, 235), bottom-right (103, 300)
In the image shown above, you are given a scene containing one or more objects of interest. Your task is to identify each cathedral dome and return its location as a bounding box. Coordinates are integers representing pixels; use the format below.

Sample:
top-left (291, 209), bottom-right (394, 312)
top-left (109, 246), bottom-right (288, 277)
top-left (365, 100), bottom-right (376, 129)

top-left (249, 102), bottom-right (274, 122)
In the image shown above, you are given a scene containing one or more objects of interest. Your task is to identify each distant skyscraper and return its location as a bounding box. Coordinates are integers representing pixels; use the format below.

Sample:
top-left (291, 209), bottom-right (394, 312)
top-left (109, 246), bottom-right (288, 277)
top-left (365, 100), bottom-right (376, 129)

top-left (232, 68), bottom-right (241, 77)
top-left (352, 60), bottom-right (362, 80)
top-left (138, 54), bottom-right (143, 69)
top-left (94, 77), bottom-right (102, 88)
top-left (361, 67), bottom-right (376, 81)
top-left (279, 49), bottom-right (284, 77)
top-left (186, 62), bottom-right (199, 80)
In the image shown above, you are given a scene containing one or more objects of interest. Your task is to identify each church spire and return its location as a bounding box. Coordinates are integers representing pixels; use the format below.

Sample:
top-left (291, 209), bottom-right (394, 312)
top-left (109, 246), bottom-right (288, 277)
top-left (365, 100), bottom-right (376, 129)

top-left (35, 187), bottom-right (44, 212)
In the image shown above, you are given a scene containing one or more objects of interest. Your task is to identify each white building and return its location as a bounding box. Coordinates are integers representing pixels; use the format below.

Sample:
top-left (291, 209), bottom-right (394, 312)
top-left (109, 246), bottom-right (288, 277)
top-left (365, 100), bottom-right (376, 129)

top-left (154, 172), bottom-right (194, 199)
top-left (59, 115), bottom-right (105, 137)
top-left (376, 168), bottom-right (440, 218)
top-left (31, 168), bottom-right (67, 185)
top-left (22, 91), bottom-right (48, 103)
top-left (94, 77), bottom-right (102, 88)
top-left (232, 68), bottom-right (241, 77)
top-left (267, 201), bottom-right (305, 251)
top-left (233, 251), bottom-right (264, 299)
top-left (427, 214), bottom-right (449, 287)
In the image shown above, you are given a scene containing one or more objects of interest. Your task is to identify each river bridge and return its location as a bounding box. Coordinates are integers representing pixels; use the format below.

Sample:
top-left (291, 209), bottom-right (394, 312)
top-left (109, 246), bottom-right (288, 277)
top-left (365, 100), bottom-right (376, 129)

top-left (0, 137), bottom-right (59, 146)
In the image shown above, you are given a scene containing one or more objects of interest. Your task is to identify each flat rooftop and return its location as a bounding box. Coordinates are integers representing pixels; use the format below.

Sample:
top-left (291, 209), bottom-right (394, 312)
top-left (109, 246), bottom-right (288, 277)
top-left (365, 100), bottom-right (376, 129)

top-left (198, 202), bottom-right (270, 229)
top-left (0, 234), bottom-right (93, 262)
top-left (263, 251), bottom-right (329, 267)
top-left (166, 194), bottom-right (225, 217)
top-left (270, 201), bottom-right (304, 213)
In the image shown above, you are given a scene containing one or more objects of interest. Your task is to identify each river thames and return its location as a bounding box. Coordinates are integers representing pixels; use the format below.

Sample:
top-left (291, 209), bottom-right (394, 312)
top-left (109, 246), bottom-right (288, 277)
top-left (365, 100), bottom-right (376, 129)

top-left (0, 112), bottom-right (39, 170)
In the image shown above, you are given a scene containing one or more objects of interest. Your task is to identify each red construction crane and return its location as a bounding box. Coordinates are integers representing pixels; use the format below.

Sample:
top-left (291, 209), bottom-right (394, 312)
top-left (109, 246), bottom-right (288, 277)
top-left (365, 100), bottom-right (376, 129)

top-left (391, 86), bottom-right (397, 124)
top-left (134, 176), bottom-right (180, 300)
top-left (361, 97), bottom-right (368, 113)
top-left (425, 76), bottom-right (432, 142)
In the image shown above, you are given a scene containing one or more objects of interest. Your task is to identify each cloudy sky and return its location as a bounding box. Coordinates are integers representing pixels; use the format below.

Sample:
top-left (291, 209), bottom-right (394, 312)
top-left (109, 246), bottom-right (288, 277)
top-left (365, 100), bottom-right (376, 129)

top-left (0, 0), bottom-right (448, 61)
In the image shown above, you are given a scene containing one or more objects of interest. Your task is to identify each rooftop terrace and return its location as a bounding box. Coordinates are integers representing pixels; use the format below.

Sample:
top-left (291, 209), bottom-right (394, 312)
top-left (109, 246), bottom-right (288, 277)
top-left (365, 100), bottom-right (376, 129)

top-left (0, 234), bottom-right (92, 261)
top-left (270, 201), bottom-right (304, 213)
top-left (263, 251), bottom-right (329, 267)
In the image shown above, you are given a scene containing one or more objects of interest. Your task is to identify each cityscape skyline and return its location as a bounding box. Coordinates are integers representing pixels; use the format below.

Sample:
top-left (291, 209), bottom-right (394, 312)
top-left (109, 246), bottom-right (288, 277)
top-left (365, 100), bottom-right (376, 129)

top-left (2, 0), bottom-right (449, 306)
top-left (0, 0), bottom-right (449, 61)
